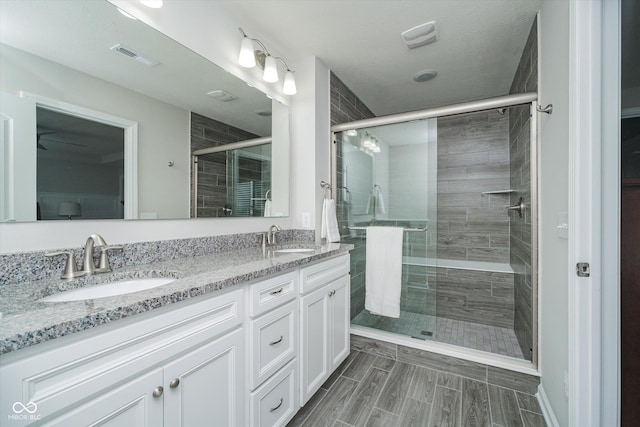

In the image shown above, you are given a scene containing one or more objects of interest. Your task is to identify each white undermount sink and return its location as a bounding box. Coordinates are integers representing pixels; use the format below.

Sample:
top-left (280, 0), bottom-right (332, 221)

top-left (273, 248), bottom-right (316, 254)
top-left (40, 277), bottom-right (176, 303)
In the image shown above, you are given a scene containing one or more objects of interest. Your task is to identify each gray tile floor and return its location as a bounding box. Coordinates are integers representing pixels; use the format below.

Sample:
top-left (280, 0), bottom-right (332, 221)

top-left (287, 348), bottom-right (546, 427)
top-left (352, 310), bottom-right (524, 359)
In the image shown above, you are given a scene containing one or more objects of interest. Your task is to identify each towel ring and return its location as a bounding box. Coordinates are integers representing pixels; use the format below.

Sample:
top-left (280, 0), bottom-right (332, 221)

top-left (265, 189), bottom-right (272, 201)
top-left (320, 180), bottom-right (332, 200)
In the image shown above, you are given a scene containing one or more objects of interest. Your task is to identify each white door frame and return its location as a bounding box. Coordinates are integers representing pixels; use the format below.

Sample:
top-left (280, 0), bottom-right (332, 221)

top-left (21, 92), bottom-right (139, 219)
top-left (569, 0), bottom-right (620, 426)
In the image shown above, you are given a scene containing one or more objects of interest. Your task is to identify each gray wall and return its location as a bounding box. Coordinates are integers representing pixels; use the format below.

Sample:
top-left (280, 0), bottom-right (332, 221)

top-left (330, 72), bottom-right (376, 320)
top-left (190, 112), bottom-right (259, 218)
top-left (509, 17), bottom-right (538, 361)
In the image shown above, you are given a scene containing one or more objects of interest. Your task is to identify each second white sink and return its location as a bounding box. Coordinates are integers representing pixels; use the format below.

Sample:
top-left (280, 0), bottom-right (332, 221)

top-left (274, 248), bottom-right (316, 254)
top-left (41, 277), bottom-right (176, 302)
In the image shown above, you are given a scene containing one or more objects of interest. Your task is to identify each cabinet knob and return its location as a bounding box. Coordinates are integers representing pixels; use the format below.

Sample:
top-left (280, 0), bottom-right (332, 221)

top-left (269, 397), bottom-right (284, 412)
top-left (152, 386), bottom-right (164, 398)
top-left (169, 378), bottom-right (180, 389)
top-left (328, 290), bottom-right (335, 297)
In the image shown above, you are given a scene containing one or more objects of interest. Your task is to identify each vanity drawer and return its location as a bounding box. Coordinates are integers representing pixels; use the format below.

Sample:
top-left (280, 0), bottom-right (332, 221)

top-left (249, 271), bottom-right (297, 317)
top-left (249, 301), bottom-right (297, 389)
top-left (249, 359), bottom-right (297, 427)
top-left (299, 254), bottom-right (350, 294)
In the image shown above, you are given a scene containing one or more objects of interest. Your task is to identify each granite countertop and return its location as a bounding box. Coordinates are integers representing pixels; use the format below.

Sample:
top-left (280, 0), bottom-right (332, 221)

top-left (0, 243), bottom-right (352, 355)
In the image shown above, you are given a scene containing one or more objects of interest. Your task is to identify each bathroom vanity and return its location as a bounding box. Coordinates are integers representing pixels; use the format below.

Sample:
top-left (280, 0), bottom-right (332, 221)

top-left (0, 244), bottom-right (351, 426)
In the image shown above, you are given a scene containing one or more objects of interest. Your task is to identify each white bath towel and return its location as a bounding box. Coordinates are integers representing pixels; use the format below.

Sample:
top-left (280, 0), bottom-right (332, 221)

top-left (264, 199), bottom-right (272, 217)
top-left (321, 198), bottom-right (341, 243)
top-left (365, 226), bottom-right (403, 318)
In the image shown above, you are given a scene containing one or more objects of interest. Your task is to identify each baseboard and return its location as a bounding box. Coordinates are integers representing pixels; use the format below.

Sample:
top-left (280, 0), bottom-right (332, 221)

top-left (536, 384), bottom-right (560, 427)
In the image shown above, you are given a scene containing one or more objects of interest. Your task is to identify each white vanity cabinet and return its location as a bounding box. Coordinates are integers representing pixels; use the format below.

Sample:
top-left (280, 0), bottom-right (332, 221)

top-left (247, 271), bottom-right (299, 427)
top-left (299, 254), bottom-right (350, 405)
top-left (0, 288), bottom-right (246, 427)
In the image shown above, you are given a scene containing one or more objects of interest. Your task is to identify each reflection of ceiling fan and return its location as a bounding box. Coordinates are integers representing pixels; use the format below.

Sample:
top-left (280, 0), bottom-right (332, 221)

top-left (37, 131), bottom-right (88, 150)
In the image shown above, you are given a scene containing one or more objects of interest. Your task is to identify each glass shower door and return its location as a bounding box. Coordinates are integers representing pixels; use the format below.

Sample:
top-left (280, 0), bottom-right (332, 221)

top-left (335, 118), bottom-right (437, 340)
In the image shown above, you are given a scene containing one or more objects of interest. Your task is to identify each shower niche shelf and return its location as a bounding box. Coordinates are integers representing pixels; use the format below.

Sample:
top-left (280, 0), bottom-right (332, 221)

top-left (481, 189), bottom-right (514, 195)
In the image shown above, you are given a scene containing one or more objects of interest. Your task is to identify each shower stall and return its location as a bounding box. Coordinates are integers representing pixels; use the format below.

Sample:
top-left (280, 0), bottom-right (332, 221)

top-left (332, 93), bottom-right (538, 366)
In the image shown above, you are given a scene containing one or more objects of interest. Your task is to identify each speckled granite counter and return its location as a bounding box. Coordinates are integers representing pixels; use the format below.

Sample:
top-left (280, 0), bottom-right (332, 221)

top-left (0, 242), bottom-right (352, 354)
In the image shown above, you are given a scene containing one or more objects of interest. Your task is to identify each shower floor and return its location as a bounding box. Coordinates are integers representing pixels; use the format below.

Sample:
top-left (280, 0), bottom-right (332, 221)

top-left (352, 309), bottom-right (525, 360)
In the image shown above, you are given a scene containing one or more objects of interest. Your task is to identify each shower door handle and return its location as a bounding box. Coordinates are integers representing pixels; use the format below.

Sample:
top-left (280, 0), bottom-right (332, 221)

top-left (507, 197), bottom-right (524, 218)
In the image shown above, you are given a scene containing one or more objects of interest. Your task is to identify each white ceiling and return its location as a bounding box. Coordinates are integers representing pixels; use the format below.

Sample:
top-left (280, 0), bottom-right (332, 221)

top-left (218, 0), bottom-right (542, 116)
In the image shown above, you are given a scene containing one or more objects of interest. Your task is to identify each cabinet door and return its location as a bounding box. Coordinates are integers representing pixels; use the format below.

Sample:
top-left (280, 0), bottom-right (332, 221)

top-left (299, 286), bottom-right (330, 405)
top-left (329, 275), bottom-right (350, 370)
top-left (45, 368), bottom-right (163, 427)
top-left (163, 328), bottom-right (245, 427)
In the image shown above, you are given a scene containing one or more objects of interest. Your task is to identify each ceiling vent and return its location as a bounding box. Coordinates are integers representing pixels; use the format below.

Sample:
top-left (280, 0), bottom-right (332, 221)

top-left (110, 44), bottom-right (160, 67)
top-left (255, 110), bottom-right (272, 117)
top-left (401, 21), bottom-right (439, 49)
top-left (207, 90), bottom-right (238, 102)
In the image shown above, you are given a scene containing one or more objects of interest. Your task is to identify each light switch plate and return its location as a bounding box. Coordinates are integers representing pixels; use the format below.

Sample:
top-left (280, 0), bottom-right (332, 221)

top-left (557, 212), bottom-right (568, 239)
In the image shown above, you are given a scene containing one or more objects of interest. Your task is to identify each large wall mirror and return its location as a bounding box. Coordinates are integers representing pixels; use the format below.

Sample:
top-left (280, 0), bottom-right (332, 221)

top-left (0, 0), bottom-right (290, 222)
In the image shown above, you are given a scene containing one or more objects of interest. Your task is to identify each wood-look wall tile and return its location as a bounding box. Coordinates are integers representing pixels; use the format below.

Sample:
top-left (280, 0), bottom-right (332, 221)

top-left (515, 392), bottom-right (543, 414)
top-left (521, 410), bottom-right (547, 427)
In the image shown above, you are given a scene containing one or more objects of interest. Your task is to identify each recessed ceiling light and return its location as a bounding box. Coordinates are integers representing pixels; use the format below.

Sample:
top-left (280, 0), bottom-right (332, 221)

top-left (140, 0), bottom-right (163, 8)
top-left (413, 69), bottom-right (438, 82)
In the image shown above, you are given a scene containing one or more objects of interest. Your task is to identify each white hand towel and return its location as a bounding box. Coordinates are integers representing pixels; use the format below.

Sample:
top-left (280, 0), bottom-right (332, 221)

top-left (365, 226), bottom-right (403, 318)
top-left (321, 199), bottom-right (341, 243)
top-left (375, 190), bottom-right (386, 215)
top-left (264, 199), bottom-right (272, 217)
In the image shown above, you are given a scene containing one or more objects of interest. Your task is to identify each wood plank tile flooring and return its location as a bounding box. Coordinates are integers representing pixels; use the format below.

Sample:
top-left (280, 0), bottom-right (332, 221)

top-left (352, 310), bottom-right (524, 359)
top-left (288, 349), bottom-right (546, 427)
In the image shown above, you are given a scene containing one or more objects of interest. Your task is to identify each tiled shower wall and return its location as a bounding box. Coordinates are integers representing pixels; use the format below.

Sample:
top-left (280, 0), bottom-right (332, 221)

top-left (435, 110), bottom-right (515, 328)
top-left (509, 18), bottom-right (537, 360)
top-left (330, 72), bottom-right (375, 320)
top-left (190, 112), bottom-right (259, 218)
top-left (436, 110), bottom-right (511, 263)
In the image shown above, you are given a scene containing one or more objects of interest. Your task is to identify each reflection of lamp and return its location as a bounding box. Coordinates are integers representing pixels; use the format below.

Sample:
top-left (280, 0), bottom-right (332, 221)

top-left (58, 202), bottom-right (81, 220)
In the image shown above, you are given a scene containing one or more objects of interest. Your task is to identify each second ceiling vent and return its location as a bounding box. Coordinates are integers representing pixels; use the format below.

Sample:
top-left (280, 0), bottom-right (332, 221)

top-left (401, 21), bottom-right (439, 49)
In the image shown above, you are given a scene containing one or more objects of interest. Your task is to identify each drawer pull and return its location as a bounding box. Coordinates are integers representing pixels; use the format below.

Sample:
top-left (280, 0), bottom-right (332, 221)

top-left (170, 378), bottom-right (180, 389)
top-left (269, 288), bottom-right (284, 296)
top-left (269, 398), bottom-right (284, 412)
top-left (152, 386), bottom-right (164, 398)
top-left (269, 335), bottom-right (284, 345)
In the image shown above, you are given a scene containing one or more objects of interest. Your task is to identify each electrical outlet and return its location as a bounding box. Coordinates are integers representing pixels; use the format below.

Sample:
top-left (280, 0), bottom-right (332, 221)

top-left (302, 212), bottom-right (311, 228)
top-left (564, 371), bottom-right (569, 398)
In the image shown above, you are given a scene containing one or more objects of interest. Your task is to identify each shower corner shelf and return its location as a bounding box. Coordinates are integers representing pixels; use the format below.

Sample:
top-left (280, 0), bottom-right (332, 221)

top-left (481, 189), bottom-right (514, 195)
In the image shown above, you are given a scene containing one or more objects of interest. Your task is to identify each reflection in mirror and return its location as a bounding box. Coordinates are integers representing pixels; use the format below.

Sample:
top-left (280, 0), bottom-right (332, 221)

top-left (37, 107), bottom-right (125, 220)
top-left (0, 0), bottom-right (289, 222)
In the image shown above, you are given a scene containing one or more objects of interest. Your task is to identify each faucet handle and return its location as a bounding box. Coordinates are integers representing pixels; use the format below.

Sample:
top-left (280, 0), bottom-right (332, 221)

top-left (97, 245), bottom-right (123, 272)
top-left (45, 251), bottom-right (85, 280)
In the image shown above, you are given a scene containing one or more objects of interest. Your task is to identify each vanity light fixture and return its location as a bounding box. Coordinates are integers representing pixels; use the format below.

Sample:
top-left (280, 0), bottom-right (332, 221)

top-left (237, 28), bottom-right (297, 95)
top-left (140, 0), bottom-right (163, 8)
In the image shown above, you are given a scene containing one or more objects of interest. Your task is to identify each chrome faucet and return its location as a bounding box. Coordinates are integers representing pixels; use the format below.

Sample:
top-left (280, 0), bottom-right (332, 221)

top-left (261, 225), bottom-right (283, 250)
top-left (46, 234), bottom-right (122, 280)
